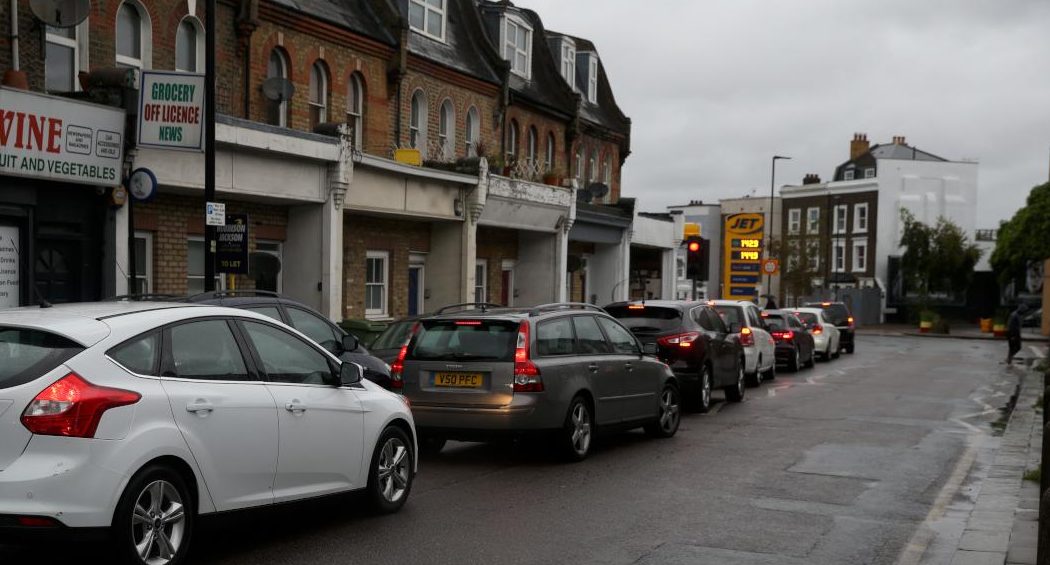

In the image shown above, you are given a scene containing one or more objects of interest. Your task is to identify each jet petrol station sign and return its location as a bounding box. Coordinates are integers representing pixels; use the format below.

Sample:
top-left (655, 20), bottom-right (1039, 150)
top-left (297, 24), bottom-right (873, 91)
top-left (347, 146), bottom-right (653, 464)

top-left (723, 213), bottom-right (764, 299)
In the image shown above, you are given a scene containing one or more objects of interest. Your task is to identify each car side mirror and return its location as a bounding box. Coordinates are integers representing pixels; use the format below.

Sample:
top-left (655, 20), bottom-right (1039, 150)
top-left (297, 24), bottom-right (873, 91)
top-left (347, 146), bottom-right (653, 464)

top-left (339, 361), bottom-right (363, 386)
top-left (341, 333), bottom-right (360, 353)
top-left (642, 342), bottom-right (658, 356)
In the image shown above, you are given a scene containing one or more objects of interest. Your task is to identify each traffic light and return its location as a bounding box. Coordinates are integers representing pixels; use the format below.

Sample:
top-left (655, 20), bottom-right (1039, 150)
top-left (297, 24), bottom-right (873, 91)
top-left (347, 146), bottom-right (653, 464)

top-left (685, 236), bottom-right (709, 280)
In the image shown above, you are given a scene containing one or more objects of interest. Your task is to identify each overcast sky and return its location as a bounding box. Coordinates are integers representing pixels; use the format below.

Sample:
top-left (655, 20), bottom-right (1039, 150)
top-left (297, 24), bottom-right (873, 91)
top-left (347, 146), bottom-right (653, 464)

top-left (515, 0), bottom-right (1048, 226)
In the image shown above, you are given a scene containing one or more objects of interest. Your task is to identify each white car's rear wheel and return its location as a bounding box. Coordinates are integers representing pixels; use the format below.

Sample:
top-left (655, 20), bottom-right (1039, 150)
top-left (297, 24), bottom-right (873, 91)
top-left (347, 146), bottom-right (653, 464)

top-left (114, 465), bottom-right (194, 565)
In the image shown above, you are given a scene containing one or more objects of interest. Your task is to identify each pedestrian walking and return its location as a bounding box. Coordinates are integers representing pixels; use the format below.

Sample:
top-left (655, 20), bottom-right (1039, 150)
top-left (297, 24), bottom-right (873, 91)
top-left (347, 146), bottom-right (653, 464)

top-left (1006, 303), bottom-right (1028, 364)
top-left (764, 295), bottom-right (778, 310)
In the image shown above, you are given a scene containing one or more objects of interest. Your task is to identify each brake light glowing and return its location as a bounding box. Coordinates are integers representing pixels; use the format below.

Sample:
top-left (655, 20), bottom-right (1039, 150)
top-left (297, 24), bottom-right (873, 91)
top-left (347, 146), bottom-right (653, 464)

top-left (455, 320), bottom-right (483, 325)
top-left (812, 325), bottom-right (824, 335)
top-left (21, 373), bottom-right (141, 438)
top-left (847, 316), bottom-right (855, 328)
top-left (657, 331), bottom-right (701, 348)
top-left (739, 326), bottom-right (755, 347)
top-left (627, 304), bottom-right (645, 310)
top-left (771, 330), bottom-right (794, 341)
top-left (513, 321), bottom-right (543, 392)
top-left (821, 302), bottom-right (831, 306)
top-left (389, 322), bottom-right (420, 390)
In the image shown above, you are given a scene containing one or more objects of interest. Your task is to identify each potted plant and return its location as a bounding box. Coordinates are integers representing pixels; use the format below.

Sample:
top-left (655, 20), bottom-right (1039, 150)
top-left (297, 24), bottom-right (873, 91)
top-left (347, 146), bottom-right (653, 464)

top-left (992, 308), bottom-right (1009, 338)
top-left (918, 309), bottom-right (936, 334)
top-left (543, 166), bottom-right (565, 187)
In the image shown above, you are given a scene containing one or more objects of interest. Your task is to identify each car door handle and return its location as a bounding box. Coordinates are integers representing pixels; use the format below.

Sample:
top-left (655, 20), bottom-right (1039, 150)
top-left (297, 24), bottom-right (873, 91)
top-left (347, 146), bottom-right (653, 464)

top-left (186, 401), bottom-right (213, 414)
top-left (588, 363), bottom-right (599, 373)
top-left (285, 401), bottom-right (307, 413)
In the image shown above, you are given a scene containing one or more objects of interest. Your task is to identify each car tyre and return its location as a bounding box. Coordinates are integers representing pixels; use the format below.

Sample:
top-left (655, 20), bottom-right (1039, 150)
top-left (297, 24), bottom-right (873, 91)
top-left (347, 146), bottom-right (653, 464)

top-left (763, 359), bottom-right (776, 381)
top-left (112, 464), bottom-right (194, 565)
top-left (787, 347), bottom-right (800, 372)
top-left (845, 342), bottom-right (855, 354)
top-left (645, 384), bottom-right (681, 438)
top-left (559, 396), bottom-right (594, 462)
top-left (746, 357), bottom-right (763, 388)
top-left (418, 434), bottom-right (447, 456)
top-left (696, 365), bottom-right (713, 413)
top-left (367, 426), bottom-right (415, 514)
top-left (725, 360), bottom-right (746, 403)
top-left (804, 349), bottom-right (816, 368)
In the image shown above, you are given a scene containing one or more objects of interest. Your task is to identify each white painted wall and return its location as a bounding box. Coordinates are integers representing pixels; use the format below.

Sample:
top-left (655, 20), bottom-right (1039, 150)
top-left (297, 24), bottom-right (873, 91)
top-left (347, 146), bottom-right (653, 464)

top-left (428, 222), bottom-right (467, 310)
top-left (631, 215), bottom-right (676, 248)
top-left (285, 204), bottom-right (325, 311)
top-left (516, 231), bottom-right (559, 306)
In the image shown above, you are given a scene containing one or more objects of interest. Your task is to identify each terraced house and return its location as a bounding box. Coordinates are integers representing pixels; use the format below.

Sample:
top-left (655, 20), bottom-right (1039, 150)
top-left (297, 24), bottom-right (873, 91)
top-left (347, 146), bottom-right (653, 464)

top-left (0, 0), bottom-right (667, 315)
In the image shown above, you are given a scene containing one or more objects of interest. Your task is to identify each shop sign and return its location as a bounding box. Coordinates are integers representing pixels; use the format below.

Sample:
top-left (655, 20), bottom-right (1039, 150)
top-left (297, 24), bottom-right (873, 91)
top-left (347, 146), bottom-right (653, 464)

top-left (216, 214), bottom-right (249, 274)
top-left (723, 213), bottom-right (766, 301)
top-left (137, 71), bottom-right (205, 152)
top-left (0, 87), bottom-right (125, 186)
top-left (0, 226), bottom-right (19, 308)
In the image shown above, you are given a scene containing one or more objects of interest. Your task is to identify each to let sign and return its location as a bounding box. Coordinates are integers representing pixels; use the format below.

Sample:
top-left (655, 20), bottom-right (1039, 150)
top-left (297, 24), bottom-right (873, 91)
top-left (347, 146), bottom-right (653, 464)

top-left (216, 214), bottom-right (249, 274)
top-left (0, 87), bottom-right (125, 186)
top-left (137, 71), bottom-right (205, 151)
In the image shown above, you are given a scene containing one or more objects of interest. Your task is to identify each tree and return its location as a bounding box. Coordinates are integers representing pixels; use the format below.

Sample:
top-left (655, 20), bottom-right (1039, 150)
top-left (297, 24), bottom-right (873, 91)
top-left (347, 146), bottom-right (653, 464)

top-left (776, 235), bottom-right (827, 304)
top-left (991, 181), bottom-right (1050, 285)
top-left (899, 209), bottom-right (982, 299)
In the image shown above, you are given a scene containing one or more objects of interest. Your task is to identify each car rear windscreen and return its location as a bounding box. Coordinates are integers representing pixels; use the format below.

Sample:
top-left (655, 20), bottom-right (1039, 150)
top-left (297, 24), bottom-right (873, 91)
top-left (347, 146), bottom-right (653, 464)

top-left (808, 303), bottom-right (850, 325)
top-left (795, 312), bottom-right (819, 327)
top-left (712, 305), bottom-right (744, 327)
top-left (0, 328), bottom-right (84, 390)
top-left (407, 320), bottom-right (519, 362)
top-left (605, 306), bottom-right (682, 332)
top-left (763, 314), bottom-right (788, 331)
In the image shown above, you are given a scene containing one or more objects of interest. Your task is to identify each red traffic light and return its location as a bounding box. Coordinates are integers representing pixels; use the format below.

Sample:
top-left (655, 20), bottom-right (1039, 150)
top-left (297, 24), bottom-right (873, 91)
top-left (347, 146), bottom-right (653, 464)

top-left (688, 241), bottom-right (701, 252)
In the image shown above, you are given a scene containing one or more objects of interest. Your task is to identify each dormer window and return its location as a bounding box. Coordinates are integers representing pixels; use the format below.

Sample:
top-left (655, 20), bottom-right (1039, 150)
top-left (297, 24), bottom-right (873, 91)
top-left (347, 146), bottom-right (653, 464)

top-left (843, 167), bottom-right (855, 181)
top-left (503, 15), bottom-right (532, 79)
top-left (560, 40), bottom-right (576, 90)
top-left (409, 0), bottom-right (445, 42)
top-left (587, 56), bottom-right (598, 103)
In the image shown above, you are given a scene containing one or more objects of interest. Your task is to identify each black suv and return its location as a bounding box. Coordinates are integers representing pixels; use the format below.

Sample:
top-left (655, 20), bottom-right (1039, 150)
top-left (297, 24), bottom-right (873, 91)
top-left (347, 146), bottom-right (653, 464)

top-left (804, 301), bottom-right (855, 354)
top-left (185, 291), bottom-right (394, 388)
top-left (605, 301), bottom-right (745, 413)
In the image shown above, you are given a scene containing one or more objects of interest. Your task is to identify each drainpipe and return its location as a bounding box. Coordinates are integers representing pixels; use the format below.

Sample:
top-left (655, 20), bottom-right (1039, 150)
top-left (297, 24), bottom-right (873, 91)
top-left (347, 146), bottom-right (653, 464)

top-left (3, 0), bottom-right (29, 88)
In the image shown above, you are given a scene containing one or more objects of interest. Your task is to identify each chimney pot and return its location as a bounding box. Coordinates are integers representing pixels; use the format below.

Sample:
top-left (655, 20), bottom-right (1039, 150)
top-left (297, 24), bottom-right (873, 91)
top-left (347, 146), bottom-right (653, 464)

top-left (850, 132), bottom-right (870, 161)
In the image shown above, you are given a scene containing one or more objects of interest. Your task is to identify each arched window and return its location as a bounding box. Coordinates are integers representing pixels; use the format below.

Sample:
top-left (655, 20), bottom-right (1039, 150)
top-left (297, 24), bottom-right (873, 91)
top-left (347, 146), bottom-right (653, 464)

top-left (266, 49), bottom-right (289, 127)
top-left (507, 120), bottom-right (519, 162)
top-left (526, 126), bottom-right (537, 166)
top-left (410, 90), bottom-right (427, 153)
top-left (545, 132), bottom-right (555, 172)
top-left (602, 155), bottom-right (612, 185)
top-left (116, 1), bottom-right (151, 69)
top-left (175, 17), bottom-right (203, 72)
top-left (465, 106), bottom-right (480, 157)
top-left (438, 99), bottom-right (455, 159)
top-left (347, 72), bottom-right (365, 148)
top-left (309, 61), bottom-right (329, 128)
top-left (588, 148), bottom-right (598, 182)
top-left (574, 145), bottom-right (584, 182)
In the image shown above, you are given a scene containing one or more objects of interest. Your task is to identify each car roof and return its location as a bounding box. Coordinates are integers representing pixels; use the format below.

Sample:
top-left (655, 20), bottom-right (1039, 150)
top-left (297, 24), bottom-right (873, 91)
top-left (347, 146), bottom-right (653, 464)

top-left (708, 300), bottom-right (753, 307)
top-left (605, 300), bottom-right (708, 311)
top-left (791, 307), bottom-right (824, 315)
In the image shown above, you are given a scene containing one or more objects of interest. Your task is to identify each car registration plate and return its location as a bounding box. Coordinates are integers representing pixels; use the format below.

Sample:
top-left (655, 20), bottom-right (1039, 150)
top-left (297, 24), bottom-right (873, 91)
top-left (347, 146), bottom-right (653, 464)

top-left (433, 372), bottom-right (484, 388)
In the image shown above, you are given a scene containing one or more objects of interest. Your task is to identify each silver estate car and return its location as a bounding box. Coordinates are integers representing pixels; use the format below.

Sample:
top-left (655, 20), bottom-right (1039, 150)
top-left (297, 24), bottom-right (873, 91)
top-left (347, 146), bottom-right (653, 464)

top-left (393, 303), bottom-right (682, 461)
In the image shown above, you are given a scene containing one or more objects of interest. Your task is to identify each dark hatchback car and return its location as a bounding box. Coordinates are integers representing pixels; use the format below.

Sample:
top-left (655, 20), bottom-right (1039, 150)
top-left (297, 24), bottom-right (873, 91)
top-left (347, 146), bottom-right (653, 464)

top-left (606, 301), bottom-right (745, 412)
top-left (804, 301), bottom-right (855, 353)
top-left (761, 310), bottom-right (815, 372)
top-left (185, 291), bottom-right (394, 388)
top-left (371, 317), bottom-right (424, 364)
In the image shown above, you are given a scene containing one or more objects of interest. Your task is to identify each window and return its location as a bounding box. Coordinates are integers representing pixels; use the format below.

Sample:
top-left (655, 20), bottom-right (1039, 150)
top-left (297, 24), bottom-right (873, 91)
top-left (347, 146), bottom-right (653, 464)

top-left (601, 155), bottom-right (611, 186)
top-left (241, 321), bottom-right (333, 385)
top-left (168, 320), bottom-right (248, 381)
top-left (45, 25), bottom-right (81, 92)
top-left (526, 127), bottom-right (537, 166)
top-left (588, 148), bottom-right (598, 182)
top-left (347, 72), bottom-right (365, 148)
top-left (253, 240), bottom-right (282, 292)
top-left (309, 61), bottom-right (328, 128)
top-left (506, 120), bottom-right (519, 162)
top-left (806, 207), bottom-right (820, 234)
top-left (365, 251), bottom-right (388, 318)
top-left (504, 16), bottom-right (532, 79)
top-left (833, 205), bottom-right (848, 234)
top-left (587, 56), bottom-right (599, 104)
top-left (574, 146), bottom-right (584, 181)
top-left (536, 318), bottom-right (575, 356)
top-left (116, 1), bottom-right (150, 69)
top-left (266, 49), bottom-right (289, 127)
top-left (245, 306), bottom-right (282, 321)
top-left (833, 240), bottom-right (846, 272)
top-left (843, 169), bottom-right (855, 181)
top-left (864, 168), bottom-right (875, 179)
top-left (572, 316), bottom-right (610, 355)
top-left (187, 238), bottom-right (223, 294)
top-left (287, 307), bottom-right (340, 353)
top-left (465, 106), bottom-right (479, 156)
top-left (807, 241), bottom-right (820, 271)
top-left (545, 132), bottom-right (555, 172)
top-left (474, 259), bottom-right (487, 303)
top-left (852, 240), bottom-right (867, 272)
top-left (109, 332), bottom-right (160, 375)
top-left (853, 203), bottom-right (868, 233)
top-left (175, 17), bottom-right (203, 72)
top-left (597, 317), bottom-right (639, 355)
top-left (410, 90), bottom-right (427, 152)
top-left (408, 0), bottom-right (445, 41)
top-left (133, 231), bottom-right (152, 293)
top-left (788, 209), bottom-right (801, 235)
top-left (438, 99), bottom-right (455, 159)
top-left (560, 40), bottom-right (576, 90)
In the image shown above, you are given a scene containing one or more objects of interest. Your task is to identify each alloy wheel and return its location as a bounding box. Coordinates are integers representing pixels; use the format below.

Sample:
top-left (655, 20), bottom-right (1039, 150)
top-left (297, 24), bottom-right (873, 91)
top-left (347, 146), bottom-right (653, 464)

top-left (701, 368), bottom-right (712, 409)
top-left (659, 388), bottom-right (680, 433)
top-left (131, 480), bottom-right (186, 565)
top-left (377, 436), bottom-right (411, 504)
top-left (570, 402), bottom-right (592, 455)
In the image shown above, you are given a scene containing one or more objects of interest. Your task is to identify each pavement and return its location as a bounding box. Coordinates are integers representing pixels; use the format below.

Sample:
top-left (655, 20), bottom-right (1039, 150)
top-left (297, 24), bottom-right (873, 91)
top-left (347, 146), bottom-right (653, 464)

top-left (857, 324), bottom-right (1048, 343)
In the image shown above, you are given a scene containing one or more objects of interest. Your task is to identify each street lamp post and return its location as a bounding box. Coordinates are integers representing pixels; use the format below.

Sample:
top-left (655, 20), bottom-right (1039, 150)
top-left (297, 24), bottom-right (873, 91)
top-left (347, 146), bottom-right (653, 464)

top-left (768, 155), bottom-right (791, 302)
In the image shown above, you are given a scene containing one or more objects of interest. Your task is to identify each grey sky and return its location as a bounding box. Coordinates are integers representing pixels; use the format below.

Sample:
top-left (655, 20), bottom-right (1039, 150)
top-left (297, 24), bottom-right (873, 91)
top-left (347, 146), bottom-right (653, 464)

top-left (515, 0), bottom-right (1048, 227)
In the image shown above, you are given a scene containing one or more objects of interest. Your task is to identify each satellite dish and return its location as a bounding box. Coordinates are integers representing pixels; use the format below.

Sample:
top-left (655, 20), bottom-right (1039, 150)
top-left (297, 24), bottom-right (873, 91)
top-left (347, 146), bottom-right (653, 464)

top-left (30, 0), bottom-right (90, 28)
top-left (261, 77), bottom-right (295, 102)
top-left (587, 182), bottom-right (609, 199)
top-left (576, 188), bottom-right (593, 203)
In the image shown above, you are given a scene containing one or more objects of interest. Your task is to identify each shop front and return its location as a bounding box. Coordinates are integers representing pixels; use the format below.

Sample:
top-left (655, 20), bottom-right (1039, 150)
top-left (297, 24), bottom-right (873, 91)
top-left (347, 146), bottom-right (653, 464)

top-left (568, 202), bottom-right (633, 305)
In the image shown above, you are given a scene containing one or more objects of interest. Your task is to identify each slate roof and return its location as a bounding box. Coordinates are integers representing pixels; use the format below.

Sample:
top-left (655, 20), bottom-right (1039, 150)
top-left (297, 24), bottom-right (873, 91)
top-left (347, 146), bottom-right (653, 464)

top-left (868, 143), bottom-right (947, 162)
top-left (269, 0), bottom-right (396, 45)
top-left (398, 0), bottom-right (504, 85)
top-left (547, 32), bottom-right (630, 137)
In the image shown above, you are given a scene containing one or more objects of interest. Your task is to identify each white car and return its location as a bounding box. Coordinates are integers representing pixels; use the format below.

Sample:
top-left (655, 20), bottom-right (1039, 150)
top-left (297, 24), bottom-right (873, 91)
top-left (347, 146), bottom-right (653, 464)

top-left (792, 307), bottom-right (842, 361)
top-left (0, 302), bottom-right (416, 565)
top-left (710, 300), bottom-right (776, 386)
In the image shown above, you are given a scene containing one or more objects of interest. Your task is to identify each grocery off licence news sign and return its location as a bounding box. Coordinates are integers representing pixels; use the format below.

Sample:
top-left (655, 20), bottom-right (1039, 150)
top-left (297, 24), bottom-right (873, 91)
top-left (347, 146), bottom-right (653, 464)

top-left (138, 71), bottom-right (205, 152)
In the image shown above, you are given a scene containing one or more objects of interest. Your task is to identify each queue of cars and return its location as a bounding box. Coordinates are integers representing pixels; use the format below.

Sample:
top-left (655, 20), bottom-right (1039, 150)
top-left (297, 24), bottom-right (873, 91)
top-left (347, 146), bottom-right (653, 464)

top-left (0, 293), bottom-right (855, 564)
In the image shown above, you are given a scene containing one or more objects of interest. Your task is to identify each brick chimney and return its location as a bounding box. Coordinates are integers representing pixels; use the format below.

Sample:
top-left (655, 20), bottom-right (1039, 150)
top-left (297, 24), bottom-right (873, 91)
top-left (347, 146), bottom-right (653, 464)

top-left (850, 133), bottom-right (869, 160)
top-left (892, 135), bottom-right (907, 145)
top-left (802, 173), bottom-right (821, 185)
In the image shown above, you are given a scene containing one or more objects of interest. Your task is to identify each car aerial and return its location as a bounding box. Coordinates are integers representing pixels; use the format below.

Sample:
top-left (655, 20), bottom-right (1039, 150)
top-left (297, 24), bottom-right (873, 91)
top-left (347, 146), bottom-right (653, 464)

top-left (760, 310), bottom-right (816, 372)
top-left (183, 291), bottom-right (395, 389)
top-left (0, 301), bottom-right (416, 565)
top-left (709, 300), bottom-right (776, 387)
top-left (804, 301), bottom-right (856, 354)
top-left (792, 307), bottom-right (842, 361)
top-left (605, 300), bottom-right (746, 412)
top-left (395, 302), bottom-right (682, 461)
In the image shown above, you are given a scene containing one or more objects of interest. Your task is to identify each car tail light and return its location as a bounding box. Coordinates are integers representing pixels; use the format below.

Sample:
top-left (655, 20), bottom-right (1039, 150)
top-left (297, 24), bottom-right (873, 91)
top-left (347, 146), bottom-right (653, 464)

top-left (738, 326), bottom-right (755, 347)
top-left (771, 330), bottom-right (794, 341)
top-left (21, 373), bottom-right (140, 438)
top-left (513, 321), bottom-right (543, 392)
top-left (812, 325), bottom-right (824, 335)
top-left (657, 331), bottom-right (700, 348)
top-left (389, 322), bottom-right (420, 390)
top-left (847, 316), bottom-right (855, 329)
top-left (628, 304), bottom-right (645, 310)
top-left (15, 516), bottom-right (60, 528)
